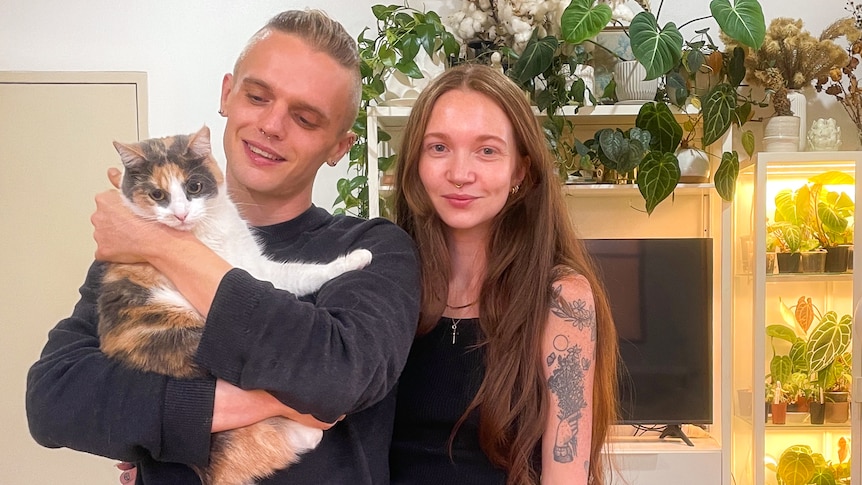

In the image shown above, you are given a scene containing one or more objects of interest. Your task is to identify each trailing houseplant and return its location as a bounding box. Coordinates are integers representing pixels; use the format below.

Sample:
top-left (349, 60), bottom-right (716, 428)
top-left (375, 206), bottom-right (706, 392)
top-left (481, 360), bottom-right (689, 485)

top-left (334, 3), bottom-right (459, 218)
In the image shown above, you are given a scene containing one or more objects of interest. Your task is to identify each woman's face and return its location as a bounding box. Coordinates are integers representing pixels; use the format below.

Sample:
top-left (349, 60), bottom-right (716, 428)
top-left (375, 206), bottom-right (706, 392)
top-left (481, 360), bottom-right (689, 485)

top-left (418, 88), bottom-right (524, 239)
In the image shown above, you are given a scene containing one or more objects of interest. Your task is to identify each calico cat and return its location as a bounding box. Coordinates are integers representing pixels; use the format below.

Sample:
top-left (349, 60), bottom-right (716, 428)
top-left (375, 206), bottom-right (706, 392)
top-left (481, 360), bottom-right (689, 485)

top-left (97, 125), bottom-right (371, 485)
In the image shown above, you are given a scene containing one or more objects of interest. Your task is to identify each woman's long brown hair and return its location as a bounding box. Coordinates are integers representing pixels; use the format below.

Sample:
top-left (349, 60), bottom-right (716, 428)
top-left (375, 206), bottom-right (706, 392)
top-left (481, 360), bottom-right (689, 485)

top-left (393, 63), bottom-right (618, 485)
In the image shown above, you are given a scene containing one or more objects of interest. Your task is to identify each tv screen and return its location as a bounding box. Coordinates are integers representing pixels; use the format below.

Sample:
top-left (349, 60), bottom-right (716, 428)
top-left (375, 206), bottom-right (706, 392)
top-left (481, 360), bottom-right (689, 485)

top-left (584, 238), bottom-right (713, 426)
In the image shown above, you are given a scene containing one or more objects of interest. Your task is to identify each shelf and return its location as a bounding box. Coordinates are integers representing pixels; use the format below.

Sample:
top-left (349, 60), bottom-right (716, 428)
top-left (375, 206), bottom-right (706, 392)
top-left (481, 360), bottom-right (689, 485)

top-left (765, 273), bottom-right (854, 283)
top-left (562, 183), bottom-right (712, 196)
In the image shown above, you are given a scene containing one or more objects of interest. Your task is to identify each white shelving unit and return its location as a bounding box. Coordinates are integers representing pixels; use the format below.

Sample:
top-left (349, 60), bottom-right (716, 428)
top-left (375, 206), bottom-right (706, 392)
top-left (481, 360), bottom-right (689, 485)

top-left (367, 103), bottom-right (727, 485)
top-left (729, 151), bottom-right (862, 485)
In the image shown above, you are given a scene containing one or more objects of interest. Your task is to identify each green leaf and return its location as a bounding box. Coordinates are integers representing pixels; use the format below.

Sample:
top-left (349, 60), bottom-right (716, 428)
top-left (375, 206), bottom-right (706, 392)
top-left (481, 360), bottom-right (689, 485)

top-left (709, 0), bottom-right (766, 50)
top-left (770, 355), bottom-right (793, 384)
top-left (734, 101), bottom-right (753, 126)
top-left (789, 340), bottom-right (808, 372)
top-left (714, 151), bottom-right (739, 201)
top-left (394, 58), bottom-right (423, 79)
top-left (398, 34), bottom-right (421, 63)
top-left (741, 130), bottom-right (755, 157)
top-left (414, 24), bottom-right (436, 56)
top-left (806, 312), bottom-right (852, 373)
top-left (442, 32), bottom-right (461, 59)
top-left (635, 102), bottom-right (682, 153)
top-left (560, 0), bottom-right (613, 45)
top-left (379, 44), bottom-right (396, 68)
top-left (371, 4), bottom-right (397, 20)
top-left (637, 151), bottom-right (681, 214)
top-left (811, 468), bottom-right (839, 485)
top-left (728, 47), bottom-right (747, 87)
top-left (629, 12), bottom-right (684, 80)
top-left (702, 84), bottom-right (736, 146)
top-left (766, 324), bottom-right (798, 344)
top-left (809, 171), bottom-right (855, 185)
top-left (509, 32), bottom-right (558, 85)
top-left (777, 448), bottom-right (816, 485)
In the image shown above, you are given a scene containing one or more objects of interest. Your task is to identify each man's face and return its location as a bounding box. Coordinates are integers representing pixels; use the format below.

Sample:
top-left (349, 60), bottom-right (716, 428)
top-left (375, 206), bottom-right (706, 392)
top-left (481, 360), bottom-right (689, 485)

top-left (219, 31), bottom-right (356, 207)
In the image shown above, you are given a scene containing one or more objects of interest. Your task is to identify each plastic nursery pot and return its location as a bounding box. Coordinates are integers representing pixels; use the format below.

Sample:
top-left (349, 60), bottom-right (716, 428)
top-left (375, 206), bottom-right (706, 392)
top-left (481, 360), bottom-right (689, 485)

top-left (824, 245), bottom-right (850, 273)
top-left (771, 402), bottom-right (787, 425)
top-left (809, 401), bottom-right (825, 425)
top-left (801, 250), bottom-right (826, 273)
top-left (825, 392), bottom-right (851, 423)
top-left (776, 252), bottom-right (802, 273)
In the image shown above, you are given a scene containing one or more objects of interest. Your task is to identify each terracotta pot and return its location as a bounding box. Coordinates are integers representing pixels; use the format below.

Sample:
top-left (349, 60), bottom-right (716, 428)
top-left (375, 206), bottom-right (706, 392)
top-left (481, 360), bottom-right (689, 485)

top-left (771, 402), bottom-right (787, 424)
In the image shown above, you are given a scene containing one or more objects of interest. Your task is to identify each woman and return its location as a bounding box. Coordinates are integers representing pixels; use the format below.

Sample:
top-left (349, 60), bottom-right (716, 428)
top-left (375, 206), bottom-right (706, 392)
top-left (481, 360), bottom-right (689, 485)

top-left (390, 64), bottom-right (618, 485)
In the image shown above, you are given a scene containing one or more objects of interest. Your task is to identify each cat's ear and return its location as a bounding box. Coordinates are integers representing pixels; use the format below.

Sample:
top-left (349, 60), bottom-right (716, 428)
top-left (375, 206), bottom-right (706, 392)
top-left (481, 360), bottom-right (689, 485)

top-left (113, 141), bottom-right (147, 169)
top-left (188, 125), bottom-right (212, 158)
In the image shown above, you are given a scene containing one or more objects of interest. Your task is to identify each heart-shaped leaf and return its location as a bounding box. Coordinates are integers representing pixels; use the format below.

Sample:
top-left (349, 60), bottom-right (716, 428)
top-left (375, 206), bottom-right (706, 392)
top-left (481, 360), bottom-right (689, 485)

top-left (629, 12), bottom-right (684, 80)
top-left (715, 151), bottom-right (739, 201)
top-left (741, 130), bottom-right (756, 157)
top-left (635, 102), bottom-right (682, 153)
top-left (560, 0), bottom-right (613, 45)
top-left (637, 151), bottom-right (680, 214)
top-left (702, 83), bottom-right (737, 146)
top-left (509, 32), bottom-right (558, 84)
top-left (710, 0), bottom-right (766, 50)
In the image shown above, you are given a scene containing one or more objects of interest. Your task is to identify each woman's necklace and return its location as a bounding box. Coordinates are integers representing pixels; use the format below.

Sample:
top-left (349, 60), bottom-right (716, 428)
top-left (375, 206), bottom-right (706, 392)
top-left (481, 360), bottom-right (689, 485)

top-left (446, 300), bottom-right (477, 310)
top-left (450, 318), bottom-right (460, 344)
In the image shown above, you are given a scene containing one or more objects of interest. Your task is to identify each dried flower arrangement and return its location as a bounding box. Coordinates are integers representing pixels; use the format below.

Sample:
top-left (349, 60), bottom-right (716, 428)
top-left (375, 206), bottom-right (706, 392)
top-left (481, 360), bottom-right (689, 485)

top-left (815, 2), bottom-right (862, 146)
top-left (725, 18), bottom-right (848, 116)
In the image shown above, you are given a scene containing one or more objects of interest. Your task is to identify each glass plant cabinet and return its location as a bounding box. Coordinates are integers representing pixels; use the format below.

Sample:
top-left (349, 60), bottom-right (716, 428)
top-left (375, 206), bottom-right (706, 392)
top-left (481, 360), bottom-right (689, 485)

top-left (731, 151), bottom-right (862, 485)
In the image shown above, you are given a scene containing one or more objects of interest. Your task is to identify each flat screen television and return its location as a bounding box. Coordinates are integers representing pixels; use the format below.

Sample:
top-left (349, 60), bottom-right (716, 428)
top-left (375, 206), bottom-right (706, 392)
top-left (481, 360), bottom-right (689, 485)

top-left (583, 238), bottom-right (713, 442)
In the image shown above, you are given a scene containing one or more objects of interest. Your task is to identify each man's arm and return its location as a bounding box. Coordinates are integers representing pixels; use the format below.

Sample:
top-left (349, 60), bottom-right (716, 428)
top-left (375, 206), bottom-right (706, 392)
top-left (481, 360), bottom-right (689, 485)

top-left (25, 262), bottom-right (216, 467)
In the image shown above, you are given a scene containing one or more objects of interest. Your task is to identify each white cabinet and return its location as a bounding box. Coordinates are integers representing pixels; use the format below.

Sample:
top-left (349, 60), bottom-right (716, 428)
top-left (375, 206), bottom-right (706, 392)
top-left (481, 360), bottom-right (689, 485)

top-left (730, 151), bottom-right (862, 485)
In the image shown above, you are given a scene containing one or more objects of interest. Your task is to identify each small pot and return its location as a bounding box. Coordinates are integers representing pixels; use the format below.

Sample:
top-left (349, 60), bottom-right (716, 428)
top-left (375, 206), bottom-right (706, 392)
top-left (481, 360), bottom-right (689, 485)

top-left (792, 396), bottom-right (810, 413)
top-left (613, 60), bottom-right (658, 101)
top-left (766, 252), bottom-right (776, 275)
top-left (825, 245), bottom-right (851, 273)
top-left (825, 391), bottom-right (851, 423)
top-left (801, 250), bottom-right (827, 273)
top-left (776, 252), bottom-right (802, 273)
top-left (809, 401), bottom-right (825, 424)
top-left (771, 402), bottom-right (787, 424)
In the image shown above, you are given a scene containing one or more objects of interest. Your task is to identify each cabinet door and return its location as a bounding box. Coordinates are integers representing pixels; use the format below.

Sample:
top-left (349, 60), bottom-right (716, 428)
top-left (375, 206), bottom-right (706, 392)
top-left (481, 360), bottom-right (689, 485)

top-left (0, 72), bottom-right (147, 485)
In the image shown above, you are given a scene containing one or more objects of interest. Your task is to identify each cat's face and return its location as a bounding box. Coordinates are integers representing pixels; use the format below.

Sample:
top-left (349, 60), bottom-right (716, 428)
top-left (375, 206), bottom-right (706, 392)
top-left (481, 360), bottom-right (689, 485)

top-left (114, 126), bottom-right (222, 231)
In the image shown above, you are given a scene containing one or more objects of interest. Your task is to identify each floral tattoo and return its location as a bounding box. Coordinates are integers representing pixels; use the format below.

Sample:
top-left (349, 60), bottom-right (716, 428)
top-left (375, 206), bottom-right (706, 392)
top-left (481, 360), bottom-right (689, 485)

top-left (547, 285), bottom-right (595, 463)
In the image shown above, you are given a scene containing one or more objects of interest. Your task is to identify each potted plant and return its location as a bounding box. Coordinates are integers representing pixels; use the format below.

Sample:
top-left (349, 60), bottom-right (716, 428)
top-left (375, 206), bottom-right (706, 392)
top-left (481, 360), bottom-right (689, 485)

top-left (724, 17), bottom-right (849, 151)
top-left (807, 171), bottom-right (856, 272)
top-left (764, 375), bottom-right (789, 424)
top-left (334, 3), bottom-right (459, 218)
top-left (770, 440), bottom-right (850, 485)
top-left (768, 187), bottom-right (821, 273)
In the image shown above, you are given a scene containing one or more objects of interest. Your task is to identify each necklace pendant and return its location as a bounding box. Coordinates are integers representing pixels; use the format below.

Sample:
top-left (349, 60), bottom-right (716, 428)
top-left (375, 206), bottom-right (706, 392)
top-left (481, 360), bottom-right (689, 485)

top-left (451, 319), bottom-right (459, 344)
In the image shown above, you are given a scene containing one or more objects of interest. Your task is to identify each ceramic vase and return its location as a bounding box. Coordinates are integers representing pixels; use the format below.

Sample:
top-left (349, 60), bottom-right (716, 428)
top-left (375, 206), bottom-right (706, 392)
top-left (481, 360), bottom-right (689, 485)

top-left (763, 116), bottom-right (801, 152)
top-left (675, 148), bottom-right (710, 183)
top-left (787, 90), bottom-right (807, 150)
top-left (613, 60), bottom-right (658, 102)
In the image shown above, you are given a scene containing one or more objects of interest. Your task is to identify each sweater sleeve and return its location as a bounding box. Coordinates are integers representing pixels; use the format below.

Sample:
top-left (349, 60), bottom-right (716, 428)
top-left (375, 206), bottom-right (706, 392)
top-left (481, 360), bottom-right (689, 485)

top-left (25, 262), bottom-right (216, 467)
top-left (195, 220), bottom-right (421, 423)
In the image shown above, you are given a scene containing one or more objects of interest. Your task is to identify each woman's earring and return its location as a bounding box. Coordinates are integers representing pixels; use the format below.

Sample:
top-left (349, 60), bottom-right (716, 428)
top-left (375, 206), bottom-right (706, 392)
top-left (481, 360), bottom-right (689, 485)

top-left (218, 109), bottom-right (226, 117)
top-left (327, 160), bottom-right (338, 167)
top-left (510, 184), bottom-right (520, 195)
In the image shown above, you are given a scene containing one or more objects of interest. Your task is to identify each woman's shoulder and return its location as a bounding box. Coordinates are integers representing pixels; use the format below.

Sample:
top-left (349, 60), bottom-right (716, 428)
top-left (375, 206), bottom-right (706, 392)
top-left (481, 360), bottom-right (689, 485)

top-left (550, 266), bottom-right (593, 299)
top-left (546, 268), bottom-right (596, 339)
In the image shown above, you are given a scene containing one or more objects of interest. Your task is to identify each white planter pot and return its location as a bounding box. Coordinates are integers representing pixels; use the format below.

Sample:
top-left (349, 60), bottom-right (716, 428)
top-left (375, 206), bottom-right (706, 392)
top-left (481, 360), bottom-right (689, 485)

top-left (675, 147), bottom-right (710, 183)
top-left (763, 116), bottom-right (801, 152)
top-left (613, 60), bottom-right (658, 102)
top-left (787, 90), bottom-right (807, 150)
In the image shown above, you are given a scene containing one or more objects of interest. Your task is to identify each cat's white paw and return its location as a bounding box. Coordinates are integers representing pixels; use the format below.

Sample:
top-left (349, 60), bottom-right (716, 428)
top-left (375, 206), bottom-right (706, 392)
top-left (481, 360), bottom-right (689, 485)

top-left (341, 249), bottom-right (372, 272)
top-left (284, 422), bottom-right (324, 452)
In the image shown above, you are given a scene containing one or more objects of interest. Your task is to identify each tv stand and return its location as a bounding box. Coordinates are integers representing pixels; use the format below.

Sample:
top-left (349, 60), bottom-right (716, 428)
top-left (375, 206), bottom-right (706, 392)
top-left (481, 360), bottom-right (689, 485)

top-left (658, 424), bottom-right (694, 447)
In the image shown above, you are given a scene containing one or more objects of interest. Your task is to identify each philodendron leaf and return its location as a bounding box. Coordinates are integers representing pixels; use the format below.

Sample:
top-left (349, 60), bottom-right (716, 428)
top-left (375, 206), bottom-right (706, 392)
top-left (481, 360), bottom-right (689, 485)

top-left (809, 171), bottom-right (855, 185)
top-left (598, 129), bottom-right (627, 164)
top-left (806, 311), bottom-right (852, 373)
top-left (560, 0), bottom-right (613, 45)
top-left (714, 151), bottom-right (739, 201)
top-left (509, 31), bottom-right (558, 84)
top-left (629, 11), bottom-right (684, 80)
top-left (770, 355), bottom-right (793, 384)
top-left (702, 84), bottom-right (736, 146)
top-left (789, 340), bottom-right (807, 372)
top-left (777, 448), bottom-right (816, 485)
top-left (635, 102), bottom-right (682, 153)
top-left (741, 130), bottom-right (756, 157)
top-left (637, 151), bottom-right (680, 214)
top-left (710, 0), bottom-right (766, 50)
top-left (766, 324), bottom-right (798, 344)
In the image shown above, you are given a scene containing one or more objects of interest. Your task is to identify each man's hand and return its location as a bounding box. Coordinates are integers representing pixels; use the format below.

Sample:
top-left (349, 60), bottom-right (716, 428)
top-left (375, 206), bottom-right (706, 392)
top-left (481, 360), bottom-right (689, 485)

top-left (212, 379), bottom-right (340, 433)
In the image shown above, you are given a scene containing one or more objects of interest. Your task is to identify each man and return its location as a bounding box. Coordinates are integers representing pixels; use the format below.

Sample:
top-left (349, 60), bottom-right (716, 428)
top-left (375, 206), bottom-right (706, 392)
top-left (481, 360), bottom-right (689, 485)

top-left (26, 10), bottom-right (420, 484)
